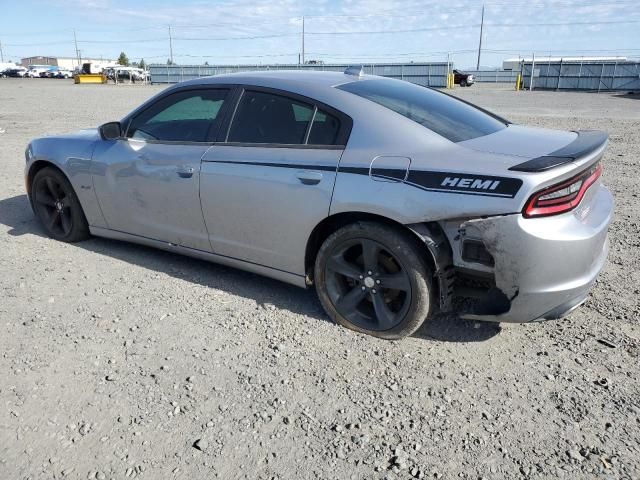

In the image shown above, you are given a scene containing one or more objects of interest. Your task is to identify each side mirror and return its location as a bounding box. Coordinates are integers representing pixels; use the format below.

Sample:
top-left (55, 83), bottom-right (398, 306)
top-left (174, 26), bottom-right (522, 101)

top-left (99, 121), bottom-right (122, 140)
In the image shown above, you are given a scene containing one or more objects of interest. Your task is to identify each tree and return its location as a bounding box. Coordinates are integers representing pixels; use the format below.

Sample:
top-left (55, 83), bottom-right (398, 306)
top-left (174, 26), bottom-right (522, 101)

top-left (204, 61), bottom-right (209, 66)
top-left (138, 58), bottom-right (146, 70)
top-left (166, 58), bottom-right (174, 65)
top-left (117, 52), bottom-right (129, 66)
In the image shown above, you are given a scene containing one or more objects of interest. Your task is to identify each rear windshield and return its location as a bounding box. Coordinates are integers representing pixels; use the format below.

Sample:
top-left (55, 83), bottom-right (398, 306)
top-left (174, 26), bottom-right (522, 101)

top-left (336, 78), bottom-right (506, 142)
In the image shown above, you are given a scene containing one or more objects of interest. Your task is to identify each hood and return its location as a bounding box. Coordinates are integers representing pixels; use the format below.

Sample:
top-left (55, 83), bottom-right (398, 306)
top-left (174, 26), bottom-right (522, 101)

top-left (47, 128), bottom-right (101, 141)
top-left (458, 124), bottom-right (577, 159)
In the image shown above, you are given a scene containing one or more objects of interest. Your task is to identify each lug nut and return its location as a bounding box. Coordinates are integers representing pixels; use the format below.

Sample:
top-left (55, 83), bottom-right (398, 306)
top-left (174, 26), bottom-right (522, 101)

top-left (367, 271), bottom-right (372, 275)
top-left (376, 280), bottom-right (381, 284)
top-left (359, 275), bottom-right (364, 279)
top-left (361, 286), bottom-right (366, 291)
top-left (372, 289), bottom-right (377, 294)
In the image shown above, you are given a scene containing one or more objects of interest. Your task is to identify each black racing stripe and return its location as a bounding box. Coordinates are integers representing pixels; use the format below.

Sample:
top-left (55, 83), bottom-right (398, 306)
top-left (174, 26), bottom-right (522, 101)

top-left (203, 159), bottom-right (337, 172)
top-left (203, 160), bottom-right (522, 198)
top-left (371, 167), bottom-right (407, 181)
top-left (337, 166), bottom-right (369, 175)
top-left (339, 165), bottom-right (522, 198)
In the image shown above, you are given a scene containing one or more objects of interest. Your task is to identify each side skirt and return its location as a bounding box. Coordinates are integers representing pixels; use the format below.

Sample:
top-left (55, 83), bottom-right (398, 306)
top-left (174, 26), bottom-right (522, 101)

top-left (89, 226), bottom-right (308, 288)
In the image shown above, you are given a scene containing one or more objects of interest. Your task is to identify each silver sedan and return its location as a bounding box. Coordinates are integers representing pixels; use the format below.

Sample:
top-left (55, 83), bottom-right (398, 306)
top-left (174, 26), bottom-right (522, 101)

top-left (25, 69), bottom-right (613, 339)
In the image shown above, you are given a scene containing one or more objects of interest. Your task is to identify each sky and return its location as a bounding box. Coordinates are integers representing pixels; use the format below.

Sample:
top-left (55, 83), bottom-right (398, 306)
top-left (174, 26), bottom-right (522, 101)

top-left (1, 0), bottom-right (639, 68)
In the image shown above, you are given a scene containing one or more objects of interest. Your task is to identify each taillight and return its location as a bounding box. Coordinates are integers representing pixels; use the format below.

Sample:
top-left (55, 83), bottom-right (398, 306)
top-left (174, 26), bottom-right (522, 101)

top-left (523, 163), bottom-right (602, 218)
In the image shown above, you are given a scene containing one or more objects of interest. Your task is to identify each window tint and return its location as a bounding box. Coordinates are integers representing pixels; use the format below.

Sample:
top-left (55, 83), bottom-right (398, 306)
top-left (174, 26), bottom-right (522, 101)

top-left (308, 109), bottom-right (341, 145)
top-left (228, 91), bottom-right (314, 144)
top-left (337, 79), bottom-right (506, 142)
top-left (128, 89), bottom-right (228, 142)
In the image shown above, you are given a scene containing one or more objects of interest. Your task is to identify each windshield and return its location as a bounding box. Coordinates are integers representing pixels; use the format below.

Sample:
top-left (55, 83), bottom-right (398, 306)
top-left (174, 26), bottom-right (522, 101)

top-left (337, 78), bottom-right (507, 142)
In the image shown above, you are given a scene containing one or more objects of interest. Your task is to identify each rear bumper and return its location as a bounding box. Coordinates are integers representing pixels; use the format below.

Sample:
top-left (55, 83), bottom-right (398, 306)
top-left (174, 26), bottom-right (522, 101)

top-left (458, 183), bottom-right (613, 323)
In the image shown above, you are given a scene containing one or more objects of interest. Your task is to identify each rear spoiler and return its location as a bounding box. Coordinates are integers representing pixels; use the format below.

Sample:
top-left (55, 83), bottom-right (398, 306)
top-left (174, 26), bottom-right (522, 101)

top-left (509, 130), bottom-right (608, 172)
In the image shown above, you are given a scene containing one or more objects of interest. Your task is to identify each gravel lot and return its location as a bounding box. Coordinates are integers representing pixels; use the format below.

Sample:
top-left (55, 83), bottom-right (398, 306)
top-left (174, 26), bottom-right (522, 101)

top-left (1, 79), bottom-right (639, 480)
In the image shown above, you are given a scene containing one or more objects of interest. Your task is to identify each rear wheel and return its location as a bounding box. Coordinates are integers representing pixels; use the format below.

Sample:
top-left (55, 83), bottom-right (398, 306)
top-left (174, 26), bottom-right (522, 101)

top-left (31, 167), bottom-right (90, 242)
top-left (460, 79), bottom-right (468, 87)
top-left (314, 222), bottom-right (433, 340)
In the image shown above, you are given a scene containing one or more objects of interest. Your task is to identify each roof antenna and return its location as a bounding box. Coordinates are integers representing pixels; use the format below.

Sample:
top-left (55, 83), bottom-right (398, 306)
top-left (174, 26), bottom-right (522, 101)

top-left (344, 65), bottom-right (364, 77)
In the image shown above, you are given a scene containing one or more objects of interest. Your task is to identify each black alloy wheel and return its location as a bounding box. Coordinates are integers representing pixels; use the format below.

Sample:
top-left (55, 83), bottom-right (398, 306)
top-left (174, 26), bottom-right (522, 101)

top-left (315, 222), bottom-right (433, 340)
top-left (31, 167), bottom-right (90, 242)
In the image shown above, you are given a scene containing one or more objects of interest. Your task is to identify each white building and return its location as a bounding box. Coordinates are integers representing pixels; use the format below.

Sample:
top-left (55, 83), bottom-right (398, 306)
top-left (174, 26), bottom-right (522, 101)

top-left (21, 56), bottom-right (115, 70)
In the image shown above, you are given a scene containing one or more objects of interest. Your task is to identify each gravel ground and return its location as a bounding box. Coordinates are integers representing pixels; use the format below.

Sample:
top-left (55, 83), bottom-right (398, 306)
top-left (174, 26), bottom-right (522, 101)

top-left (0, 79), bottom-right (639, 480)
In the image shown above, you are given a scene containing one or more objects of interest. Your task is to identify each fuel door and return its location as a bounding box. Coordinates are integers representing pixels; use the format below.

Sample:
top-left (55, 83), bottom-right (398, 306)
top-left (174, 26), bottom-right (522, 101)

top-left (369, 156), bottom-right (411, 183)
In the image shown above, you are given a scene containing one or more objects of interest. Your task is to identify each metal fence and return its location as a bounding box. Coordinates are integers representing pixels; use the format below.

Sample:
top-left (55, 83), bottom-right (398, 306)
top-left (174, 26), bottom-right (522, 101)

top-left (149, 62), bottom-right (450, 87)
top-left (521, 60), bottom-right (640, 91)
top-left (466, 69), bottom-right (520, 83)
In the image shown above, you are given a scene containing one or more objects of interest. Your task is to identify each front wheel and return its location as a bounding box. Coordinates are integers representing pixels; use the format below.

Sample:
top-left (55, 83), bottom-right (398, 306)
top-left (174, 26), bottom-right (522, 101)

top-left (314, 222), bottom-right (433, 340)
top-left (31, 167), bottom-right (90, 242)
top-left (460, 79), bottom-right (467, 87)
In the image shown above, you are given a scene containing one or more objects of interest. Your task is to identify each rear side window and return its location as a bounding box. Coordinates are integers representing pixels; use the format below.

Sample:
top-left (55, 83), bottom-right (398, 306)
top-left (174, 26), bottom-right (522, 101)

top-left (308, 110), bottom-right (341, 145)
top-left (128, 89), bottom-right (228, 142)
top-left (228, 91), bottom-right (314, 145)
top-left (337, 79), bottom-right (506, 142)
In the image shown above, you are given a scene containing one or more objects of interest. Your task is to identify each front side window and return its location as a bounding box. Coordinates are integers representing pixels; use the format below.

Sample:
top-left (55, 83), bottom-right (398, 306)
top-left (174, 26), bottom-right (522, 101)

top-left (228, 91), bottom-right (314, 145)
top-left (127, 89), bottom-right (229, 142)
top-left (337, 79), bottom-right (506, 142)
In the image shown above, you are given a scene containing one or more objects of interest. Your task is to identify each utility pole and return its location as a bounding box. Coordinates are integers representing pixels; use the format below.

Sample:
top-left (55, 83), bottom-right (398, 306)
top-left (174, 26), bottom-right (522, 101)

top-left (476, 4), bottom-right (484, 70)
top-left (530, 52), bottom-right (536, 91)
top-left (168, 25), bottom-right (174, 65)
top-left (0, 40), bottom-right (4, 62)
top-left (301, 16), bottom-right (305, 65)
top-left (73, 30), bottom-right (80, 68)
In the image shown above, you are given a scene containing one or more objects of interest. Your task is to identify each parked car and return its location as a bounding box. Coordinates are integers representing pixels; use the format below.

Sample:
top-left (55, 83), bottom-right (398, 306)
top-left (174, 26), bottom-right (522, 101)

top-left (106, 67), bottom-right (149, 82)
top-left (40, 67), bottom-right (59, 78)
top-left (24, 70), bottom-right (612, 339)
top-left (55, 69), bottom-right (74, 79)
top-left (7, 66), bottom-right (28, 77)
top-left (25, 66), bottom-right (50, 78)
top-left (0, 62), bottom-right (18, 77)
top-left (453, 69), bottom-right (475, 87)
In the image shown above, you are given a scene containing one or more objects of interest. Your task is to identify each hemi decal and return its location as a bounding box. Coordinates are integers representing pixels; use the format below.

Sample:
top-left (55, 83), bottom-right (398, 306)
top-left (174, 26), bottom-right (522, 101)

top-left (406, 170), bottom-right (522, 198)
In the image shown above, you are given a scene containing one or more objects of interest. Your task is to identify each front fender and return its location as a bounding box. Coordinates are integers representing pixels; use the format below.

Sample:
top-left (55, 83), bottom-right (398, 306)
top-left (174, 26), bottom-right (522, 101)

top-left (26, 130), bottom-right (107, 228)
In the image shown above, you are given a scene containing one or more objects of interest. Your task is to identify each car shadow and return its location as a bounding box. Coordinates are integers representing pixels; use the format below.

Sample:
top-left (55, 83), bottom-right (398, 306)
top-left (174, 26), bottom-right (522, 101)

top-left (610, 91), bottom-right (640, 100)
top-left (1, 194), bottom-right (501, 343)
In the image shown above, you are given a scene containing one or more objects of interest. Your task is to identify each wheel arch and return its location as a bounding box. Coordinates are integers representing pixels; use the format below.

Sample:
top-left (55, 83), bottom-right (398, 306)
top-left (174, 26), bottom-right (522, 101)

top-left (304, 211), bottom-right (454, 311)
top-left (26, 160), bottom-right (69, 202)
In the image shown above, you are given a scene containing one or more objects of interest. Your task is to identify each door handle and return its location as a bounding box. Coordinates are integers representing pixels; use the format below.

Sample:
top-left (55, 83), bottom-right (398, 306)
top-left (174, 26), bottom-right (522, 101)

top-left (295, 170), bottom-right (323, 185)
top-left (177, 166), bottom-right (194, 178)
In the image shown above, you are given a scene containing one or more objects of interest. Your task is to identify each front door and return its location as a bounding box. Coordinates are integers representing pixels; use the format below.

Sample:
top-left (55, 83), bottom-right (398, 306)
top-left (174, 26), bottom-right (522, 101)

top-left (92, 88), bottom-right (230, 251)
top-left (200, 88), bottom-right (349, 276)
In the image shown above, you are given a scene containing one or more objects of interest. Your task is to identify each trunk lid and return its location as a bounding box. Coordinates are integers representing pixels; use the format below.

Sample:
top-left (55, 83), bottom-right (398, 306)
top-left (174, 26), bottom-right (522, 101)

top-left (458, 125), bottom-right (607, 172)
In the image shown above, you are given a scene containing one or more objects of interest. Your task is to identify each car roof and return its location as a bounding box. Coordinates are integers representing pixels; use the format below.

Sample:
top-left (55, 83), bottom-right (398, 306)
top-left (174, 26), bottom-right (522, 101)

top-left (185, 70), bottom-right (356, 88)
top-left (173, 70), bottom-right (370, 113)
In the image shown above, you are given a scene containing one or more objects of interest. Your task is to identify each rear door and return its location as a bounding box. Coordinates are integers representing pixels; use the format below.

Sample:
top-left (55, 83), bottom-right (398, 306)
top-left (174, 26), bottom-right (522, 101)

top-left (200, 87), bottom-right (351, 276)
top-left (92, 87), bottom-right (230, 251)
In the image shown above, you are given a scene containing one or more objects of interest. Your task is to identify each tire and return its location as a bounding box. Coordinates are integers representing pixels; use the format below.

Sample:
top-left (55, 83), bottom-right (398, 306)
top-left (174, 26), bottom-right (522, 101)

top-left (460, 79), bottom-right (467, 87)
top-left (314, 221), bottom-right (433, 340)
top-left (31, 167), bottom-right (90, 242)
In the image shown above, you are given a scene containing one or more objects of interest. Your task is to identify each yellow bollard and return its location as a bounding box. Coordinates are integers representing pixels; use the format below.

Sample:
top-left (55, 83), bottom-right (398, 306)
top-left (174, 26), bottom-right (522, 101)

top-left (515, 73), bottom-right (521, 91)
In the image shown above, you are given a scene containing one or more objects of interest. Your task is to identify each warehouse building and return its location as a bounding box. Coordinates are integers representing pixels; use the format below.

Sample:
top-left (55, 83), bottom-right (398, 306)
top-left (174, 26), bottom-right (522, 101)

top-left (21, 56), bottom-right (114, 70)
